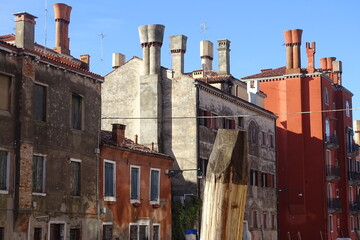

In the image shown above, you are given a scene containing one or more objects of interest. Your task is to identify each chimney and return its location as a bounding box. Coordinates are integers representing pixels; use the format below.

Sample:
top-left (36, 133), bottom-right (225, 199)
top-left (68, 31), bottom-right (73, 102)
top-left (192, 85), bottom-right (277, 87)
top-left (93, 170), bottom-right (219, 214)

top-left (169, 35), bottom-right (187, 75)
top-left (112, 53), bottom-right (125, 69)
top-left (80, 54), bottom-right (90, 70)
top-left (13, 12), bottom-right (37, 50)
top-left (138, 24), bottom-right (165, 75)
top-left (53, 3), bottom-right (72, 55)
top-left (112, 124), bottom-right (126, 145)
top-left (306, 42), bottom-right (316, 73)
top-left (200, 40), bottom-right (213, 72)
top-left (284, 29), bottom-right (303, 74)
top-left (320, 57), bottom-right (336, 71)
top-left (332, 60), bottom-right (342, 85)
top-left (217, 39), bottom-right (231, 75)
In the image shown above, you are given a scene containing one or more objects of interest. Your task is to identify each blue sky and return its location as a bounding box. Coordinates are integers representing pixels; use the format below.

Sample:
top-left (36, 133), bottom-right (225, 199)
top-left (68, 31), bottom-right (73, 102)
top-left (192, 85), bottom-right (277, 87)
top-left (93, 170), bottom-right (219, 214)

top-left (1, 0), bottom-right (360, 120)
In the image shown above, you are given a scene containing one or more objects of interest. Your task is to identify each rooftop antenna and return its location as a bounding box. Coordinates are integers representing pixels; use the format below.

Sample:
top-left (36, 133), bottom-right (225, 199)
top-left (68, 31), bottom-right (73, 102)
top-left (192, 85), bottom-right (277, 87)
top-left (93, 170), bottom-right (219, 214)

top-left (200, 22), bottom-right (208, 40)
top-left (44, 0), bottom-right (48, 53)
top-left (99, 32), bottom-right (106, 75)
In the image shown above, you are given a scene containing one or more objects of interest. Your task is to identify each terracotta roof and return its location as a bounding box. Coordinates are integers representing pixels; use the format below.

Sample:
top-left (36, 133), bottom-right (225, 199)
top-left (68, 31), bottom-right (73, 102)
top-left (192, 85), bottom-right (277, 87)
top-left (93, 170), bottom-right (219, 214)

top-left (0, 34), bottom-right (103, 80)
top-left (100, 130), bottom-right (172, 158)
top-left (241, 66), bottom-right (286, 80)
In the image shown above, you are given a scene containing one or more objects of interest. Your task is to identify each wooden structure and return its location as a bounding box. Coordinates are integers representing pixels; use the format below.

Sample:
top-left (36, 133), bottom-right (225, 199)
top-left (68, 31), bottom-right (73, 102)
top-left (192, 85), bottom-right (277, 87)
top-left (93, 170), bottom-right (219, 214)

top-left (200, 129), bottom-right (248, 240)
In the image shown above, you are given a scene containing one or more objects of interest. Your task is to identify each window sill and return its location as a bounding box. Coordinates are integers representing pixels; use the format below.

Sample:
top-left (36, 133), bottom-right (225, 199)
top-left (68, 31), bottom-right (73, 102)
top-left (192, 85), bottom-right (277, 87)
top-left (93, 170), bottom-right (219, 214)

top-left (0, 190), bottom-right (9, 195)
top-left (104, 196), bottom-right (116, 202)
top-left (130, 199), bottom-right (141, 204)
top-left (0, 110), bottom-right (11, 117)
top-left (32, 192), bottom-right (46, 196)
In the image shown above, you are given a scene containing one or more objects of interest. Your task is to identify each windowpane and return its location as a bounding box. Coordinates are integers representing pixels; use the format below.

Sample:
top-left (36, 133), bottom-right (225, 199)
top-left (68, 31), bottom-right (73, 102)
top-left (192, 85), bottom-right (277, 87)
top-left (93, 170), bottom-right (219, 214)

top-left (0, 151), bottom-right (8, 190)
top-left (129, 225), bottom-right (138, 240)
top-left (71, 94), bottom-right (82, 130)
top-left (0, 75), bottom-right (11, 111)
top-left (139, 225), bottom-right (148, 240)
top-left (34, 228), bottom-right (42, 240)
top-left (34, 84), bottom-right (46, 121)
top-left (0, 227), bottom-right (4, 240)
top-left (32, 156), bottom-right (44, 193)
top-left (103, 225), bottom-right (112, 240)
top-left (153, 225), bottom-right (160, 240)
top-left (131, 167), bottom-right (139, 200)
top-left (150, 170), bottom-right (160, 202)
top-left (104, 162), bottom-right (115, 197)
top-left (71, 161), bottom-right (81, 196)
top-left (70, 228), bottom-right (80, 240)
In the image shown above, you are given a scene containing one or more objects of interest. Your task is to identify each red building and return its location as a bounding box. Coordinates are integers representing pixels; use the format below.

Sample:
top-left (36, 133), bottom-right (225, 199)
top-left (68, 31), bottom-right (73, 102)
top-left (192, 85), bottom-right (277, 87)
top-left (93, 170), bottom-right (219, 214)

top-left (242, 29), bottom-right (359, 240)
top-left (99, 124), bottom-right (173, 240)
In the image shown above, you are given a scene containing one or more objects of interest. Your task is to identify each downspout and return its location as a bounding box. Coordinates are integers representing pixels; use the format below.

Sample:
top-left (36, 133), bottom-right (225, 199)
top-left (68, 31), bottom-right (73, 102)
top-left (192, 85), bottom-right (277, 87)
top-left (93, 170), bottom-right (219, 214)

top-left (195, 84), bottom-right (201, 237)
top-left (96, 95), bottom-right (101, 240)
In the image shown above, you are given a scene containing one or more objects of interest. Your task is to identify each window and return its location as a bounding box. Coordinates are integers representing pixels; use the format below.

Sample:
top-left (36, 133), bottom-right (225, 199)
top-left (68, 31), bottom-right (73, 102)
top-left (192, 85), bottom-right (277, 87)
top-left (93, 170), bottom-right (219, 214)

top-left (32, 155), bottom-right (45, 193)
top-left (261, 173), bottom-right (268, 187)
top-left (271, 214), bottom-right (276, 229)
top-left (350, 186), bottom-right (353, 203)
top-left (130, 166), bottom-right (140, 201)
top-left (325, 119), bottom-right (330, 141)
top-left (71, 94), bottom-right (82, 130)
top-left (238, 117), bottom-right (244, 128)
top-left (248, 121), bottom-right (259, 156)
top-left (103, 224), bottom-right (113, 240)
top-left (150, 169), bottom-right (160, 203)
top-left (153, 224), bottom-right (160, 240)
top-left (201, 158), bottom-right (209, 177)
top-left (250, 170), bottom-right (258, 186)
top-left (0, 151), bottom-right (9, 192)
top-left (346, 100), bottom-right (350, 117)
top-left (351, 216), bottom-right (355, 232)
top-left (0, 227), bottom-right (4, 240)
top-left (49, 223), bottom-right (65, 240)
top-left (261, 132), bottom-right (266, 145)
top-left (129, 223), bottom-right (150, 240)
top-left (263, 213), bottom-right (267, 229)
top-left (329, 215), bottom-right (333, 232)
top-left (34, 84), bottom-right (46, 121)
top-left (0, 74), bottom-right (11, 112)
top-left (324, 87), bottom-right (329, 105)
top-left (70, 228), bottom-right (80, 240)
top-left (269, 134), bottom-right (275, 148)
top-left (34, 228), bottom-right (42, 240)
top-left (252, 210), bottom-right (258, 228)
top-left (104, 160), bottom-right (116, 201)
top-left (130, 224), bottom-right (138, 240)
top-left (328, 183), bottom-right (332, 199)
top-left (326, 150), bottom-right (331, 166)
top-left (70, 159), bottom-right (81, 196)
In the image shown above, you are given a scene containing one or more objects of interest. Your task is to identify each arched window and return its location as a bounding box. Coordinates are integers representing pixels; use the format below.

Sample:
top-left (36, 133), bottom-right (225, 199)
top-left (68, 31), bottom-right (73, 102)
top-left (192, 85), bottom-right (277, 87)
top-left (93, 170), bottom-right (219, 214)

top-left (324, 88), bottom-right (329, 105)
top-left (346, 100), bottom-right (350, 117)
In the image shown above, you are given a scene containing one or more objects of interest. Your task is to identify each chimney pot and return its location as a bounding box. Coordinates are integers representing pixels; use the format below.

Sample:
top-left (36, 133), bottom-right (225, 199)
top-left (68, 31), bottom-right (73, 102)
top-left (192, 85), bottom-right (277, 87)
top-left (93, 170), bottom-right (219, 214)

top-left (170, 35), bottom-right (187, 75)
top-left (217, 39), bottom-right (231, 75)
top-left (80, 54), bottom-right (90, 70)
top-left (112, 124), bottom-right (126, 145)
top-left (306, 42), bottom-right (316, 73)
top-left (200, 40), bottom-right (213, 72)
top-left (112, 53), bottom-right (125, 69)
top-left (53, 3), bottom-right (72, 55)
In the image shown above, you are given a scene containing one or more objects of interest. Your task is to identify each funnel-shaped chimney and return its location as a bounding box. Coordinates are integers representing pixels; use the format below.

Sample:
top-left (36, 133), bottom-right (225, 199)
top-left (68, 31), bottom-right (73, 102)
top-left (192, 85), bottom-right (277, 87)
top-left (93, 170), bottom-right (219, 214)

top-left (217, 39), bottom-right (231, 75)
top-left (284, 29), bottom-right (303, 74)
top-left (53, 3), bottom-right (72, 55)
top-left (306, 42), bottom-right (316, 73)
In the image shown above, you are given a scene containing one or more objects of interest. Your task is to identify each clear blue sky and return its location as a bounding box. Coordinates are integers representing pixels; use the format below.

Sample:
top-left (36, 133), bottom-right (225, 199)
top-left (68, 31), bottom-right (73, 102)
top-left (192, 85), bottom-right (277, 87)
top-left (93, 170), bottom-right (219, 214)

top-left (1, 0), bottom-right (360, 120)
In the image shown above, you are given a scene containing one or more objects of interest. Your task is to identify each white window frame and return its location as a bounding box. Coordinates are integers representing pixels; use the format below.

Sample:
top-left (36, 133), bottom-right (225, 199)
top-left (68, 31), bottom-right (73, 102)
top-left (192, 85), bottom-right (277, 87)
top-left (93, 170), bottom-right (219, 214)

top-left (150, 168), bottom-right (160, 204)
top-left (0, 149), bottom-right (10, 194)
top-left (329, 214), bottom-right (333, 232)
top-left (32, 154), bottom-right (46, 196)
top-left (130, 165), bottom-right (141, 203)
top-left (70, 158), bottom-right (81, 197)
top-left (104, 160), bottom-right (116, 201)
top-left (152, 223), bottom-right (160, 240)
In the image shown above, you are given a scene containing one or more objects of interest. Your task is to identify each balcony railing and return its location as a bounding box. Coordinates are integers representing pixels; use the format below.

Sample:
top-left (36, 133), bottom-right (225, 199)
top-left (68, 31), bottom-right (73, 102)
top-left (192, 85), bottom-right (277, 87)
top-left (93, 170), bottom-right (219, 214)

top-left (324, 135), bottom-right (339, 150)
top-left (328, 198), bottom-right (342, 213)
top-left (348, 171), bottom-right (360, 184)
top-left (326, 165), bottom-right (340, 182)
top-left (350, 201), bottom-right (360, 213)
top-left (348, 143), bottom-right (359, 157)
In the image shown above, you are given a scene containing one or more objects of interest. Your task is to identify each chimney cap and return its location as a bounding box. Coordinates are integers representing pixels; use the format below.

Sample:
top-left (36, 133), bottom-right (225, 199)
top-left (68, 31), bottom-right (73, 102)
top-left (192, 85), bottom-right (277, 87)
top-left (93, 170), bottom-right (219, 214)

top-left (13, 12), bottom-right (37, 23)
top-left (53, 3), bottom-right (72, 22)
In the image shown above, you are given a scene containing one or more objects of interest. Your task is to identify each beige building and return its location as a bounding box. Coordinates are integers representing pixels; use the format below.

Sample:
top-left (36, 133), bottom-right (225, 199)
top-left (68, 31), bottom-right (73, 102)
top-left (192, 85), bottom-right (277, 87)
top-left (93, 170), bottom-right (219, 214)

top-left (102, 24), bottom-right (277, 239)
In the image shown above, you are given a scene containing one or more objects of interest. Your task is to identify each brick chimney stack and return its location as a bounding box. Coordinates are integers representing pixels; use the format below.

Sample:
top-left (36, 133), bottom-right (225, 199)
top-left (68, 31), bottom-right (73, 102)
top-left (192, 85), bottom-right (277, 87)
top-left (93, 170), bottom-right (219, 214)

top-left (284, 29), bottom-right (303, 74)
top-left (200, 40), bottom-right (213, 72)
top-left (112, 124), bottom-right (126, 145)
top-left (112, 53), bottom-right (125, 69)
top-left (170, 35), bottom-right (187, 76)
top-left (13, 12), bottom-right (37, 50)
top-left (138, 24), bottom-right (165, 75)
top-left (217, 39), bottom-right (231, 75)
top-left (306, 42), bottom-right (316, 73)
top-left (53, 3), bottom-right (72, 55)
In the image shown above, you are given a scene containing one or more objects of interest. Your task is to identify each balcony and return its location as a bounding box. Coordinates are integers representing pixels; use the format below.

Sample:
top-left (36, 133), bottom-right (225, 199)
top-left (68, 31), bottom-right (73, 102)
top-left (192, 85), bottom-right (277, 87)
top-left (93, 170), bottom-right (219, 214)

top-left (324, 135), bottom-right (339, 150)
top-left (348, 143), bottom-right (359, 157)
top-left (326, 165), bottom-right (341, 182)
top-left (328, 198), bottom-right (342, 214)
top-left (350, 201), bottom-right (360, 214)
top-left (348, 171), bottom-right (360, 185)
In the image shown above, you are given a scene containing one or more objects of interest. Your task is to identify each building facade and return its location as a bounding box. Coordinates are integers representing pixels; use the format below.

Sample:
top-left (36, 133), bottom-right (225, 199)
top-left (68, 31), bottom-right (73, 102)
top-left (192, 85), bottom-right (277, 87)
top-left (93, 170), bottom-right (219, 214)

top-left (102, 25), bottom-right (277, 239)
top-left (99, 124), bottom-right (173, 240)
top-left (0, 4), bottom-right (103, 240)
top-left (242, 29), bottom-right (359, 240)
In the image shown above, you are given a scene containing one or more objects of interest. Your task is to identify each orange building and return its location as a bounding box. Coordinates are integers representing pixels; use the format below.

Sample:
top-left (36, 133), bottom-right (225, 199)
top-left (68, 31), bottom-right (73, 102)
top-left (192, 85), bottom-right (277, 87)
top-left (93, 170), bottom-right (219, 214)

top-left (242, 29), bottom-right (359, 240)
top-left (99, 124), bottom-right (173, 240)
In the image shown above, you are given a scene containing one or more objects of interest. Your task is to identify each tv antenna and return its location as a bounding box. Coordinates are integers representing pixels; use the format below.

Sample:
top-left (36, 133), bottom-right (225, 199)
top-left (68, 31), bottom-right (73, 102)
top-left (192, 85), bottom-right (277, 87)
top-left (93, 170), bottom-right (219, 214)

top-left (200, 22), bottom-right (208, 40)
top-left (44, 0), bottom-right (48, 53)
top-left (99, 32), bottom-right (106, 75)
